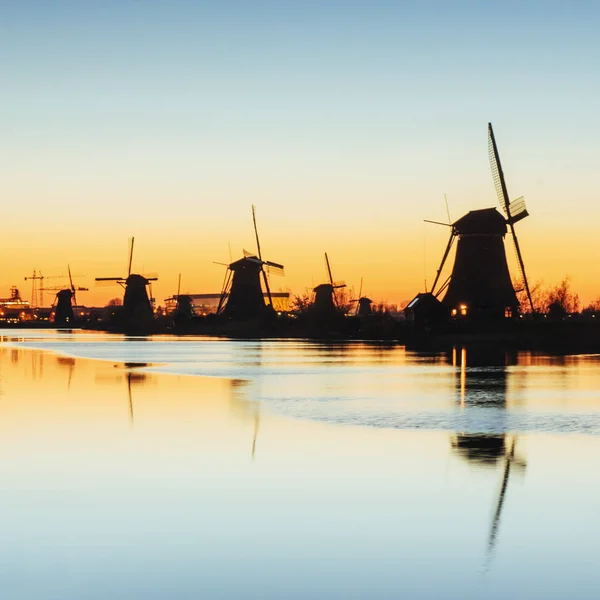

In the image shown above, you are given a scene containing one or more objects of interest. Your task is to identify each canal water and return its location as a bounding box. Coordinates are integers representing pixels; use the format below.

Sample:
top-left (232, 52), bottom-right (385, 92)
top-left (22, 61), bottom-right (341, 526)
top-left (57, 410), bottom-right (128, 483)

top-left (0, 330), bottom-right (599, 599)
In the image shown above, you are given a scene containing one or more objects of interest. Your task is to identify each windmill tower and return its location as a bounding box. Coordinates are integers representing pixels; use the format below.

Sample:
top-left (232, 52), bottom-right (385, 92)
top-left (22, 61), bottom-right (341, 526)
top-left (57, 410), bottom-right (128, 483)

top-left (428, 123), bottom-right (533, 320)
top-left (216, 206), bottom-right (284, 320)
top-left (312, 253), bottom-right (346, 316)
top-left (95, 238), bottom-right (158, 329)
top-left (42, 266), bottom-right (88, 325)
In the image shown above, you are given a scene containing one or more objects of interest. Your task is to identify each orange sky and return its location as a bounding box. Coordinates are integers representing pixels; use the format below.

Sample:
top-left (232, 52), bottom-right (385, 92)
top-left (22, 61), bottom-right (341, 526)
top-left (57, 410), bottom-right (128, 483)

top-left (3, 182), bottom-right (599, 309)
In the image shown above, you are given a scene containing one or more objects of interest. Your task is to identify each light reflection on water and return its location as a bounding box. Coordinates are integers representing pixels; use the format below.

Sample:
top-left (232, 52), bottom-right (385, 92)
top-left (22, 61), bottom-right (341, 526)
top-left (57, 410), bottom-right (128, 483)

top-left (5, 330), bottom-right (600, 435)
top-left (0, 331), bottom-right (599, 598)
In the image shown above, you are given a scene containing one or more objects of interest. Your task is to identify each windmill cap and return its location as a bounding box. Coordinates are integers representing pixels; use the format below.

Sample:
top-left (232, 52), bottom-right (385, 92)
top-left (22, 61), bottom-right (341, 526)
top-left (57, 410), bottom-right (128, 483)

top-left (313, 283), bottom-right (334, 293)
top-left (228, 256), bottom-right (264, 270)
top-left (126, 274), bottom-right (154, 285)
top-left (453, 208), bottom-right (507, 235)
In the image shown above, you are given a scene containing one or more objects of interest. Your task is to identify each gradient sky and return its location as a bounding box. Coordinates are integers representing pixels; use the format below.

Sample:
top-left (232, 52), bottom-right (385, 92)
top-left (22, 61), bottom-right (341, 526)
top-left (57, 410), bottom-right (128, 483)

top-left (2, 1), bottom-right (600, 306)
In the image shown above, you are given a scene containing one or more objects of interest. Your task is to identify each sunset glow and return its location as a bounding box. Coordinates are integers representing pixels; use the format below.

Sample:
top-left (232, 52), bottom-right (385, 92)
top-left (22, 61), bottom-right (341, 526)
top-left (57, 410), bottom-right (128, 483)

top-left (2, 2), bottom-right (599, 307)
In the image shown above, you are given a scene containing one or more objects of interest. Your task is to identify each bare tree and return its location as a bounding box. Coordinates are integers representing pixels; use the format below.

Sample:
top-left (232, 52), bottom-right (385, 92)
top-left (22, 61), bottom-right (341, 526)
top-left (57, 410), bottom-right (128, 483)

top-left (545, 277), bottom-right (580, 314)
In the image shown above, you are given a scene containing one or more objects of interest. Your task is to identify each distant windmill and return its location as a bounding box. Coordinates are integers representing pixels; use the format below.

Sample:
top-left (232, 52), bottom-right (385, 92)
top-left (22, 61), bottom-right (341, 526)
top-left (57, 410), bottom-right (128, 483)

top-left (41, 265), bottom-right (88, 325)
top-left (25, 270), bottom-right (71, 308)
top-left (427, 123), bottom-right (533, 319)
top-left (95, 238), bottom-right (158, 329)
top-left (349, 277), bottom-right (372, 317)
top-left (312, 253), bottom-right (346, 315)
top-left (216, 206), bottom-right (284, 320)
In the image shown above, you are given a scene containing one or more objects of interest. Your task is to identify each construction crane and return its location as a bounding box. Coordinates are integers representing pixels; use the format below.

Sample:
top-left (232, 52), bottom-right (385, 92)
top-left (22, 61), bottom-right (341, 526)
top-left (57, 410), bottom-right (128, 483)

top-left (24, 270), bottom-right (44, 308)
top-left (25, 269), bottom-right (83, 308)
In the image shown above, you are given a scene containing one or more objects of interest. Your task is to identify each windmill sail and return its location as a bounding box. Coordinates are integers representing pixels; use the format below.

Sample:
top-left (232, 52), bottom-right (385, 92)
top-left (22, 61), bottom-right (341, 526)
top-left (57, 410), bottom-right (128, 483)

top-left (488, 123), bottom-right (534, 313)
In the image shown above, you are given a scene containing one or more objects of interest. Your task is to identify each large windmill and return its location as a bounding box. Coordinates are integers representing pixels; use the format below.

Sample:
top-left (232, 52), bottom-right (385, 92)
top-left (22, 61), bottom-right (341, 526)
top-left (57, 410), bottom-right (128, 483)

top-left (216, 206), bottom-right (284, 320)
top-left (427, 123), bottom-right (534, 319)
top-left (312, 253), bottom-right (346, 315)
top-left (95, 238), bottom-right (158, 328)
top-left (42, 265), bottom-right (88, 325)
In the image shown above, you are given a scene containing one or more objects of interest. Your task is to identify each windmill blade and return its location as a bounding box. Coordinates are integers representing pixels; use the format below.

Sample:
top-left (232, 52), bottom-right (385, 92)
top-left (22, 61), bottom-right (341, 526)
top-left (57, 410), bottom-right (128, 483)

top-left (252, 205), bottom-right (263, 261)
top-left (431, 231), bottom-right (455, 295)
top-left (217, 267), bottom-right (233, 314)
top-left (488, 123), bottom-right (534, 313)
top-left (128, 237), bottom-right (135, 277)
top-left (67, 265), bottom-right (78, 318)
top-left (325, 253), bottom-right (334, 286)
top-left (251, 205), bottom-right (274, 307)
top-left (67, 362), bottom-right (73, 392)
top-left (95, 279), bottom-right (125, 290)
top-left (355, 277), bottom-right (364, 315)
top-left (444, 193), bottom-right (452, 224)
top-left (95, 277), bottom-right (124, 282)
top-left (424, 219), bottom-right (452, 227)
top-left (243, 249), bottom-right (258, 258)
top-left (213, 261), bottom-right (229, 267)
top-left (265, 260), bottom-right (284, 276)
top-left (177, 273), bottom-right (182, 298)
top-left (265, 260), bottom-right (284, 270)
top-left (488, 123), bottom-right (511, 217)
top-left (265, 264), bottom-right (285, 276)
top-left (251, 411), bottom-right (260, 461)
top-left (127, 372), bottom-right (134, 427)
top-left (487, 437), bottom-right (518, 559)
top-left (507, 196), bottom-right (529, 224)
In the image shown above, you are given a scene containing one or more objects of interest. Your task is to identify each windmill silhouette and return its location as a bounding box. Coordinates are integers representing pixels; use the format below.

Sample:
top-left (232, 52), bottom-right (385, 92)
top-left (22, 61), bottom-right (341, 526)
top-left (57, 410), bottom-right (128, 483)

top-left (427, 123), bottom-right (533, 319)
top-left (42, 265), bottom-right (88, 325)
top-left (96, 238), bottom-right (158, 332)
top-left (349, 277), bottom-right (372, 316)
top-left (312, 253), bottom-right (346, 315)
top-left (216, 206), bottom-right (284, 320)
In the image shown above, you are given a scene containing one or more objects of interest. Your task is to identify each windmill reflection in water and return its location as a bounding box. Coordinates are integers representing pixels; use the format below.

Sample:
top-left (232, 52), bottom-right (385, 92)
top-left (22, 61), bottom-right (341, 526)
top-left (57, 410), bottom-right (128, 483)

top-left (123, 362), bottom-right (149, 427)
top-left (449, 346), bottom-right (527, 560)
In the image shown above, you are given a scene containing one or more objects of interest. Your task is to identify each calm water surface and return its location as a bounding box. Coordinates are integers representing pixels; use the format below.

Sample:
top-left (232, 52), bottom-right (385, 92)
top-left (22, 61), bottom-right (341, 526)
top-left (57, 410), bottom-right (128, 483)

top-left (1, 330), bottom-right (599, 599)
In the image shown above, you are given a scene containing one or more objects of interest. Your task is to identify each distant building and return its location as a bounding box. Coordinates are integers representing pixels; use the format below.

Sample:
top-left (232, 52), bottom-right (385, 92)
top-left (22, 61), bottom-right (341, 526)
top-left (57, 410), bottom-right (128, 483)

top-left (164, 292), bottom-right (290, 316)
